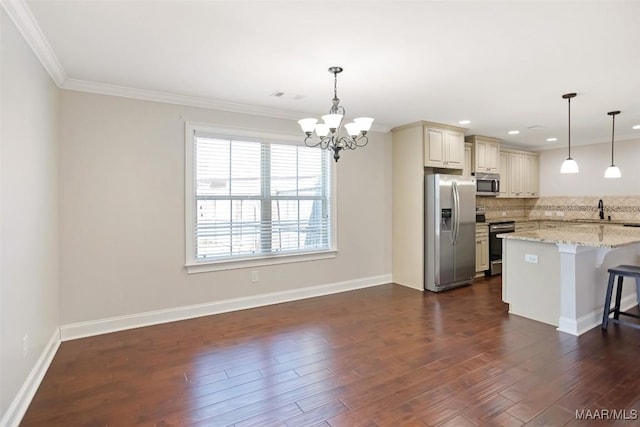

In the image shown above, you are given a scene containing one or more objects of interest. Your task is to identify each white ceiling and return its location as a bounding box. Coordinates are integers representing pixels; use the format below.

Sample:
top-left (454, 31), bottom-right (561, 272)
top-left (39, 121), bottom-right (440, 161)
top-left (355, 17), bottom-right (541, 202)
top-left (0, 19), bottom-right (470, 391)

top-left (20, 0), bottom-right (640, 150)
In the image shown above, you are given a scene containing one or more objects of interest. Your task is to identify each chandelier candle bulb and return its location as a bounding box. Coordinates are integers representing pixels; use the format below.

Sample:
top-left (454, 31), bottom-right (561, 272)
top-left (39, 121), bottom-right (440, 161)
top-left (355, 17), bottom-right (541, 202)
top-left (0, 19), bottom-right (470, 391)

top-left (298, 66), bottom-right (374, 161)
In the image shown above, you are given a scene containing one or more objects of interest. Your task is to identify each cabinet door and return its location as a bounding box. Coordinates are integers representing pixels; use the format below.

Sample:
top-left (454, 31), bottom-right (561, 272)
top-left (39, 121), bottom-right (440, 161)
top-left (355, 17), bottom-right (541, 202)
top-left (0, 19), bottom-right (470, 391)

top-left (508, 153), bottom-right (525, 197)
top-left (476, 236), bottom-right (489, 272)
top-left (499, 152), bottom-right (509, 197)
top-left (486, 142), bottom-right (500, 172)
top-left (525, 154), bottom-right (539, 197)
top-left (476, 238), bottom-right (483, 272)
top-left (463, 143), bottom-right (472, 176)
top-left (424, 128), bottom-right (445, 167)
top-left (474, 141), bottom-right (488, 172)
top-left (444, 130), bottom-right (464, 168)
top-left (480, 237), bottom-right (489, 271)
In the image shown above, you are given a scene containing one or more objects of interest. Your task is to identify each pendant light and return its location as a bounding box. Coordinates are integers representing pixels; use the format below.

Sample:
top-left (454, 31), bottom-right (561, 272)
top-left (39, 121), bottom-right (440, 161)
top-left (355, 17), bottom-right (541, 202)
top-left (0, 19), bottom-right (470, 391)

top-left (604, 110), bottom-right (621, 178)
top-left (560, 93), bottom-right (579, 173)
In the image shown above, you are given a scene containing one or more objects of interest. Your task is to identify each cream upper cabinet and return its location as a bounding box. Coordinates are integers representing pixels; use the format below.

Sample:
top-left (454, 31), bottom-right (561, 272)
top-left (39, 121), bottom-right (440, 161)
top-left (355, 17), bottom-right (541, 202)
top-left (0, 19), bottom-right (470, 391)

top-left (508, 152), bottom-right (525, 197)
top-left (498, 151), bottom-right (509, 197)
top-left (463, 143), bottom-right (472, 176)
top-left (466, 135), bottom-right (501, 173)
top-left (424, 125), bottom-right (465, 169)
top-left (424, 127), bottom-right (445, 166)
top-left (524, 154), bottom-right (539, 197)
top-left (502, 149), bottom-right (540, 199)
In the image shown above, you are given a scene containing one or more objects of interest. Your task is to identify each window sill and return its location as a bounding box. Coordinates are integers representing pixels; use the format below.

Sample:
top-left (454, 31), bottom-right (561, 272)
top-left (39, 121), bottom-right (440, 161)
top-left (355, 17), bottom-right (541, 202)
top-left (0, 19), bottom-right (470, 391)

top-left (185, 250), bottom-right (337, 274)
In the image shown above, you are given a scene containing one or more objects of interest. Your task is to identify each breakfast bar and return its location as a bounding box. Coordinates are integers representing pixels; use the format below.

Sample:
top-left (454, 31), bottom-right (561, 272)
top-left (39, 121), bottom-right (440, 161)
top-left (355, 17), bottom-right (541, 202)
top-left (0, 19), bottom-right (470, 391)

top-left (500, 224), bottom-right (640, 336)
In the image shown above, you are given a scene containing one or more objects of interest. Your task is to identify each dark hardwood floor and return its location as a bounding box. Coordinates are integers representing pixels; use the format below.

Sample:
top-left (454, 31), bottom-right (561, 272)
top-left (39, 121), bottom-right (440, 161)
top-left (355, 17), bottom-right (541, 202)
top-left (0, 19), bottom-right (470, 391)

top-left (21, 276), bottom-right (640, 426)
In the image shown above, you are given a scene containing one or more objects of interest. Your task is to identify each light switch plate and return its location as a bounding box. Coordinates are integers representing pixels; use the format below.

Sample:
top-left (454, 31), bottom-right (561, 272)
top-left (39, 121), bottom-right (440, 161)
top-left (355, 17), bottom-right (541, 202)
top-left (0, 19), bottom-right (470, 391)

top-left (525, 254), bottom-right (538, 263)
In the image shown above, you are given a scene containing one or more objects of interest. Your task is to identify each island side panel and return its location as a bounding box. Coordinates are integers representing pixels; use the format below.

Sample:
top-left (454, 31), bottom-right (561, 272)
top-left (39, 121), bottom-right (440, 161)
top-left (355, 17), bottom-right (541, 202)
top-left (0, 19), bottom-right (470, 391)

top-left (503, 238), bottom-right (561, 326)
top-left (558, 244), bottom-right (640, 335)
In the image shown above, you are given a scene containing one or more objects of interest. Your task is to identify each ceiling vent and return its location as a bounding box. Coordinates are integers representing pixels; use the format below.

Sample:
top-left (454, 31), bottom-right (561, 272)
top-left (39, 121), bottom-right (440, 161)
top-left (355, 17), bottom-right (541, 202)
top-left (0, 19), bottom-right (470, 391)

top-left (270, 91), bottom-right (303, 100)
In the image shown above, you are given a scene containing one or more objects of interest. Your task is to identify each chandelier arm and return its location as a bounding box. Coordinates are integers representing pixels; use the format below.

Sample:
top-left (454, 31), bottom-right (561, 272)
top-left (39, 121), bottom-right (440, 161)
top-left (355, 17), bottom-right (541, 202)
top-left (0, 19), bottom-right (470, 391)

top-left (354, 135), bottom-right (369, 148)
top-left (303, 135), bottom-right (322, 148)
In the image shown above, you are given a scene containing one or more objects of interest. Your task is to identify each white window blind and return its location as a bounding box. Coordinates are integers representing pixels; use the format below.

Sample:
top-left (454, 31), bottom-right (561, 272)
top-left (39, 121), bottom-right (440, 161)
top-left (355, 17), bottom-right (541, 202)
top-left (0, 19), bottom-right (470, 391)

top-left (189, 131), bottom-right (332, 265)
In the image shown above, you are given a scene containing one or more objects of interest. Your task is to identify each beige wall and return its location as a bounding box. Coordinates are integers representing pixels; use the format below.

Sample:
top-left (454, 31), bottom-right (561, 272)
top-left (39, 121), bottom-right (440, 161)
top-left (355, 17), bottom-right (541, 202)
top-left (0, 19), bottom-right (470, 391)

top-left (539, 137), bottom-right (640, 196)
top-left (1, 10), bottom-right (59, 417)
top-left (58, 90), bottom-right (392, 325)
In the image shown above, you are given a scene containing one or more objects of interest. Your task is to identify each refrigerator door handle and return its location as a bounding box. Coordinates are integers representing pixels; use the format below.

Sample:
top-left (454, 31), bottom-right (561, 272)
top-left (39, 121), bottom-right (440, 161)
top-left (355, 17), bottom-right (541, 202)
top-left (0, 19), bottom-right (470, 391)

top-left (452, 181), bottom-right (459, 245)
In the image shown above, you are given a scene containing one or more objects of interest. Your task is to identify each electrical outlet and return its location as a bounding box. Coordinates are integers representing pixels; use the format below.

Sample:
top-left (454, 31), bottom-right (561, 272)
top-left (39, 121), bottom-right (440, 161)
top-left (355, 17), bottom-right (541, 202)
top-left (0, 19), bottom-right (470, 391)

top-left (525, 254), bottom-right (538, 264)
top-left (22, 335), bottom-right (29, 358)
top-left (556, 211), bottom-right (565, 217)
top-left (251, 271), bottom-right (259, 283)
top-left (544, 211), bottom-right (552, 217)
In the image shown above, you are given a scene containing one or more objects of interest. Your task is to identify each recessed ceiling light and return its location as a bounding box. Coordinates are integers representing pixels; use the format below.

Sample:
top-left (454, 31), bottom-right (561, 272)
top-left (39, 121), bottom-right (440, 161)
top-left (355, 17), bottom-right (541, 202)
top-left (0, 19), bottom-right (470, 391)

top-left (458, 120), bottom-right (471, 125)
top-left (508, 130), bottom-right (520, 135)
top-left (546, 137), bottom-right (558, 142)
top-left (633, 124), bottom-right (640, 130)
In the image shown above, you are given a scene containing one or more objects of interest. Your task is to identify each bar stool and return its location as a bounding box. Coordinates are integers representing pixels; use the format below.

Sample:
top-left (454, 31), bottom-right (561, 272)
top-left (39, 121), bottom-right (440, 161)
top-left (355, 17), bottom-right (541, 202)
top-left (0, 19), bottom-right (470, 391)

top-left (601, 265), bottom-right (640, 330)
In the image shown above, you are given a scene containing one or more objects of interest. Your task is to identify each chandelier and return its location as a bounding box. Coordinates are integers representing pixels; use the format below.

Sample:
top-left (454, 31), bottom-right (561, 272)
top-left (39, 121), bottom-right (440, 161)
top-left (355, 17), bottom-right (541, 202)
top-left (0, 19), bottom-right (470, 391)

top-left (298, 67), bottom-right (374, 162)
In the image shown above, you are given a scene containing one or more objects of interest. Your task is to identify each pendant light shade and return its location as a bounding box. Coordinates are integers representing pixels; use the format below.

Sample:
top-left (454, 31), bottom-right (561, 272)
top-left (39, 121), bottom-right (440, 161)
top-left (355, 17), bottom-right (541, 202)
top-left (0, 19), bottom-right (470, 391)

top-left (560, 93), bottom-right (579, 174)
top-left (560, 158), bottom-right (579, 174)
top-left (604, 110), bottom-right (621, 179)
top-left (604, 165), bottom-right (621, 178)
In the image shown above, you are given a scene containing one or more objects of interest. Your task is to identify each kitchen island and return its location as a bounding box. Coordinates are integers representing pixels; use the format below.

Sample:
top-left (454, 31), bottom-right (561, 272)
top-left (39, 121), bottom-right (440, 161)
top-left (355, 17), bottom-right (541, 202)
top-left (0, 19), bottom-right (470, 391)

top-left (500, 224), bottom-right (640, 336)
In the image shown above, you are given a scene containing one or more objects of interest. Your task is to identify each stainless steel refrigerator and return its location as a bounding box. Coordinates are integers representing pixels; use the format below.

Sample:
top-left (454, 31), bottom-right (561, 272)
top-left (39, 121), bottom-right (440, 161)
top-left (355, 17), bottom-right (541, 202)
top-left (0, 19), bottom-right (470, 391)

top-left (425, 174), bottom-right (476, 292)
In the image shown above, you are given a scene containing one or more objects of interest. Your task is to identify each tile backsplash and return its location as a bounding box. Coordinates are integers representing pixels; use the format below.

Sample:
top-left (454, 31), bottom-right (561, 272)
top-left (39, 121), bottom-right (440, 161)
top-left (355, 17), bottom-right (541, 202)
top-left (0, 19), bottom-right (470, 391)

top-left (478, 196), bottom-right (640, 222)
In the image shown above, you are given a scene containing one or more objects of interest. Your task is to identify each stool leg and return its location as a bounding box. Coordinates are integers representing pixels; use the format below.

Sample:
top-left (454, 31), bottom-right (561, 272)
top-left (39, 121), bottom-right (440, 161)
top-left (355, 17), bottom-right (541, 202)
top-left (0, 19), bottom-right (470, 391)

top-left (602, 273), bottom-right (616, 330)
top-left (614, 275), bottom-right (624, 320)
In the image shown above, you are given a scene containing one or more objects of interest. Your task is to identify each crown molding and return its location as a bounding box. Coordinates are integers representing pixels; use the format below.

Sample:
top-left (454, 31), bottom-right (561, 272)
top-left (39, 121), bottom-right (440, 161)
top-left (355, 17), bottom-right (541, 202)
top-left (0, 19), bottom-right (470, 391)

top-left (62, 78), bottom-right (392, 132)
top-left (62, 78), bottom-right (307, 121)
top-left (1, 0), bottom-right (391, 133)
top-left (0, 0), bottom-right (66, 86)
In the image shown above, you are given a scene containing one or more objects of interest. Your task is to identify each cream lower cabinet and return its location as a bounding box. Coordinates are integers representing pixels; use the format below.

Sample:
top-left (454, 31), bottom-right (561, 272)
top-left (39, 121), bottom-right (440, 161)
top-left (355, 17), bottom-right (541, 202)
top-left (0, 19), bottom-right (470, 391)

top-left (515, 221), bottom-right (539, 232)
top-left (475, 224), bottom-right (489, 273)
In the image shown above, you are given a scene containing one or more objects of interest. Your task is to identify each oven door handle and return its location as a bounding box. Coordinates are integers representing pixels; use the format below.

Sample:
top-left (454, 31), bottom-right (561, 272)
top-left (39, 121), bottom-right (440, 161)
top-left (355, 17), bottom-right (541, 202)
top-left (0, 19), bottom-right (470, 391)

top-left (490, 224), bottom-right (515, 232)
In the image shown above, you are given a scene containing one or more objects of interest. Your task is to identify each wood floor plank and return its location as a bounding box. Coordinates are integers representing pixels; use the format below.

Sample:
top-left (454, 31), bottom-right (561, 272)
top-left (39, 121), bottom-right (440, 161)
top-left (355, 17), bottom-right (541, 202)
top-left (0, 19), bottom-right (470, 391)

top-left (20, 277), bottom-right (640, 426)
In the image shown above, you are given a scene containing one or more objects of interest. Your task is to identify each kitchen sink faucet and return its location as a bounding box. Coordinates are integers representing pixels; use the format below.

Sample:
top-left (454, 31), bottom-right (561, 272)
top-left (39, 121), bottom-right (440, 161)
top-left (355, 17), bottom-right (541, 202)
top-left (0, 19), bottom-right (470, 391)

top-left (598, 199), bottom-right (604, 220)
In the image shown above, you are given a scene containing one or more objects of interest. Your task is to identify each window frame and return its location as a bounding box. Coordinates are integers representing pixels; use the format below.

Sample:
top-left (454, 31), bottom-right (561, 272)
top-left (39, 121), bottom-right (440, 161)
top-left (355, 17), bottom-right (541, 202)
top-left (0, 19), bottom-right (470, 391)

top-left (184, 122), bottom-right (337, 274)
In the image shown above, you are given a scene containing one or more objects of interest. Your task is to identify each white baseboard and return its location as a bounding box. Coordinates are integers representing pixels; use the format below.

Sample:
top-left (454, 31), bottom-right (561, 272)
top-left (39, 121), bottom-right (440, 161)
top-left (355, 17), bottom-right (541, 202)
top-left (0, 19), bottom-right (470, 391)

top-left (60, 274), bottom-right (392, 341)
top-left (1, 329), bottom-right (60, 427)
top-left (558, 294), bottom-right (638, 336)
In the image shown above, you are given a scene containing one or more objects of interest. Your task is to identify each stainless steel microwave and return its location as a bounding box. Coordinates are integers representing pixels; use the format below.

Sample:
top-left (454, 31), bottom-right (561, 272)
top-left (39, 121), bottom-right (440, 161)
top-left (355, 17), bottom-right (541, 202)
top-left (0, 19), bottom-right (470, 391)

top-left (472, 172), bottom-right (500, 196)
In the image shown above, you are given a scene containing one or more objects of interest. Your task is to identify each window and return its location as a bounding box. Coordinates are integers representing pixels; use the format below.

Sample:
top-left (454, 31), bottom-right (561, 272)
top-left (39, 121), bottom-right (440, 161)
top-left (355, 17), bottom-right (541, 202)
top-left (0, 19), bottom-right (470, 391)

top-left (185, 124), bottom-right (335, 272)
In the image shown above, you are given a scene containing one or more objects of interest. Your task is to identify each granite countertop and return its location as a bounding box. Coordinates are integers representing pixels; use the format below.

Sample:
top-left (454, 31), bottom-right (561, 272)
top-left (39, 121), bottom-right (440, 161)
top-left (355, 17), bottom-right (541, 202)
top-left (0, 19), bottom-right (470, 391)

top-left (499, 224), bottom-right (640, 248)
top-left (485, 217), bottom-right (640, 226)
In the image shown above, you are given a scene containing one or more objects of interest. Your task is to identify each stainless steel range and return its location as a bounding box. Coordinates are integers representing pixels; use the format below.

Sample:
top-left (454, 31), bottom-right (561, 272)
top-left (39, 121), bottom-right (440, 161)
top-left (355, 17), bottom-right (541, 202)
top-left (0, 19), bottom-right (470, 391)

top-left (487, 221), bottom-right (515, 275)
